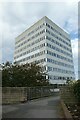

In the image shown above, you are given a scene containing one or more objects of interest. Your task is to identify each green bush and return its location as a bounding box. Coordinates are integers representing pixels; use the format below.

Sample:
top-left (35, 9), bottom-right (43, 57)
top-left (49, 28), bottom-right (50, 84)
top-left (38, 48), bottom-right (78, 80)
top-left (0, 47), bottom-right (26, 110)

top-left (73, 80), bottom-right (80, 102)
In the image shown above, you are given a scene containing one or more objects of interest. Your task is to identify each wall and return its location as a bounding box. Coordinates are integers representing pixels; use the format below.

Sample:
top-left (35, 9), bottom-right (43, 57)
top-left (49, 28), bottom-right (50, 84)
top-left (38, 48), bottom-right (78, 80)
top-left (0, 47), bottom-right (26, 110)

top-left (2, 87), bottom-right (27, 104)
top-left (2, 86), bottom-right (54, 104)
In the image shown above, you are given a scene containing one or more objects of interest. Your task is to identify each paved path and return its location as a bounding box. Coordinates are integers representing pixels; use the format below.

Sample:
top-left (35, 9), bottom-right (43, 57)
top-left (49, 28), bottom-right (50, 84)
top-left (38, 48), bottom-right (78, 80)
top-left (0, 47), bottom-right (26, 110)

top-left (2, 94), bottom-right (65, 118)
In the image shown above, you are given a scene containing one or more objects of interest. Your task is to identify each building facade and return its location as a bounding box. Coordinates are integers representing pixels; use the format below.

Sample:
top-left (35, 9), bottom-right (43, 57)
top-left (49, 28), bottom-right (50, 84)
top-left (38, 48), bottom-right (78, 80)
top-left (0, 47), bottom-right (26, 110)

top-left (14, 16), bottom-right (75, 84)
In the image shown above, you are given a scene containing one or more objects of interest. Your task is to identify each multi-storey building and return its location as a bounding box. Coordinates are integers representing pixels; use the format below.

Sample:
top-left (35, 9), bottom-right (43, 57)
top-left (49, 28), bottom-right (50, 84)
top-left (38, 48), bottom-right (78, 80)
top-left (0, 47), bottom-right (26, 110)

top-left (14, 16), bottom-right (75, 84)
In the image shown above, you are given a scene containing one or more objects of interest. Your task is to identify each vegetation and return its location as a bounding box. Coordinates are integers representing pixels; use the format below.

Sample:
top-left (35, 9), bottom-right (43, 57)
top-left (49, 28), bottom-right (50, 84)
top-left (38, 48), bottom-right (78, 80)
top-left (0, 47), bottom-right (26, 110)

top-left (61, 79), bottom-right (80, 120)
top-left (2, 61), bottom-right (49, 87)
top-left (66, 79), bottom-right (75, 85)
top-left (66, 79), bottom-right (80, 102)
top-left (73, 80), bottom-right (80, 103)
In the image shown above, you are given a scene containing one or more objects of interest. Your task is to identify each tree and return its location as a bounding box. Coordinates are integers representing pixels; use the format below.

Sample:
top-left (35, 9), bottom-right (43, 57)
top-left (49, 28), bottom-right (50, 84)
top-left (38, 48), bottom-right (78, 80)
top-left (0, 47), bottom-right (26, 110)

top-left (2, 62), bottom-right (49, 87)
top-left (66, 79), bottom-right (75, 85)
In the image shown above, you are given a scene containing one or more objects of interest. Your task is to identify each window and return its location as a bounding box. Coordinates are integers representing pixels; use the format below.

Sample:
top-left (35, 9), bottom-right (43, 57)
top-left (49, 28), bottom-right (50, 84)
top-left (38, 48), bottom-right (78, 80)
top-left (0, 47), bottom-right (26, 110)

top-left (48, 66), bottom-right (52, 71)
top-left (46, 23), bottom-right (50, 28)
top-left (46, 29), bottom-right (50, 34)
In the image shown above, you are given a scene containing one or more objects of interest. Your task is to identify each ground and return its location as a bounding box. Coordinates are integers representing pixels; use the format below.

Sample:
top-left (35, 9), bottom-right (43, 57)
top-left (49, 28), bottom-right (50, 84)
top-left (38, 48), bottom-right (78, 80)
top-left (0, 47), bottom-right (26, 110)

top-left (66, 103), bottom-right (80, 120)
top-left (2, 94), bottom-right (65, 118)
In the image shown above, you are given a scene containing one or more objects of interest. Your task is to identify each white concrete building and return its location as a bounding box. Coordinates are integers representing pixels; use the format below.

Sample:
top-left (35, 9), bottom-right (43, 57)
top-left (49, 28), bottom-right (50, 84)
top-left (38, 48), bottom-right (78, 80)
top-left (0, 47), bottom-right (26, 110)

top-left (14, 16), bottom-right (75, 84)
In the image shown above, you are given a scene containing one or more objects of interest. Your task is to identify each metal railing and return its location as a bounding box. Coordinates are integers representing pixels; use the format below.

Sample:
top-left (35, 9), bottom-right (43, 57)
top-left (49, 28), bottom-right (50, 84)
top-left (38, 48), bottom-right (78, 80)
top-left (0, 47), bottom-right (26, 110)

top-left (26, 86), bottom-right (54, 100)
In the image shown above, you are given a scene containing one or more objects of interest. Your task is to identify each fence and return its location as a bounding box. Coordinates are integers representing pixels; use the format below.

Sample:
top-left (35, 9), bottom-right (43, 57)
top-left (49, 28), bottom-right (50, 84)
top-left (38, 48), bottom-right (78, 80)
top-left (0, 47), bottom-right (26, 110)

top-left (2, 86), bottom-right (54, 104)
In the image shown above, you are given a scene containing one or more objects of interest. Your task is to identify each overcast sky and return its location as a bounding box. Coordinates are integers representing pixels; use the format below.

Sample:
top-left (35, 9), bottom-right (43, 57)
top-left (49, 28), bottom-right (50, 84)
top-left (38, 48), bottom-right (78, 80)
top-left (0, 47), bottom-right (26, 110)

top-left (0, 0), bottom-right (79, 79)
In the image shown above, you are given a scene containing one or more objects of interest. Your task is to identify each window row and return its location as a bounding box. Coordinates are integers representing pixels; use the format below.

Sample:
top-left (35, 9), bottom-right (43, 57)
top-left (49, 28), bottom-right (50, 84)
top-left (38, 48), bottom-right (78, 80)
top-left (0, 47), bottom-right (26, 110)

top-left (46, 29), bottom-right (71, 48)
top-left (47, 66), bottom-right (74, 74)
top-left (46, 36), bottom-right (71, 53)
top-left (47, 50), bottom-right (73, 63)
top-left (15, 36), bottom-right (45, 53)
top-left (14, 43), bottom-right (45, 58)
top-left (47, 43), bottom-right (72, 58)
top-left (15, 29), bottom-right (45, 49)
top-left (46, 23), bottom-right (70, 42)
top-left (15, 29), bottom-right (71, 52)
top-left (16, 23), bottom-right (45, 44)
top-left (48, 75), bottom-right (74, 80)
top-left (47, 58), bottom-right (74, 69)
top-left (16, 22), bottom-right (70, 46)
top-left (34, 58), bottom-right (46, 64)
top-left (27, 23), bottom-right (45, 36)
top-left (14, 50), bottom-right (45, 60)
top-left (17, 58), bottom-right (46, 65)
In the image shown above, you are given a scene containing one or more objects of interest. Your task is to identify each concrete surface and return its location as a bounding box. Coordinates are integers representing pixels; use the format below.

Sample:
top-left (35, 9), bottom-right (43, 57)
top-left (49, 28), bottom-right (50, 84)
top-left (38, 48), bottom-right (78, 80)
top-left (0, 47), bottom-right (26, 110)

top-left (2, 94), bottom-right (65, 118)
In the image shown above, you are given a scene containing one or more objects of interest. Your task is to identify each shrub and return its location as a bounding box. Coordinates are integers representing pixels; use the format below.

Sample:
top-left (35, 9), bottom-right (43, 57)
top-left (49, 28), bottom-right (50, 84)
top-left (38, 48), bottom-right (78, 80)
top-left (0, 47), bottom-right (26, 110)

top-left (73, 80), bottom-right (80, 102)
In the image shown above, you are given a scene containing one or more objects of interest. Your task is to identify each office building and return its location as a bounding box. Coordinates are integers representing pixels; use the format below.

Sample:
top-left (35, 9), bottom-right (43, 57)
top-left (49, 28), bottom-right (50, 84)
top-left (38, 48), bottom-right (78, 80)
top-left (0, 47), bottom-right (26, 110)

top-left (14, 16), bottom-right (75, 84)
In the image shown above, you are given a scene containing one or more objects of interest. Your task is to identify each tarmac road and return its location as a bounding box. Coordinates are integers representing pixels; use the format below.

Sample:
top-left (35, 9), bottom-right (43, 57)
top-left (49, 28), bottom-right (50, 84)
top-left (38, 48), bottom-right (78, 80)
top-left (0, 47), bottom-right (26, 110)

top-left (2, 94), bottom-right (65, 118)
